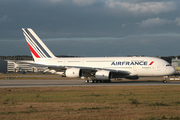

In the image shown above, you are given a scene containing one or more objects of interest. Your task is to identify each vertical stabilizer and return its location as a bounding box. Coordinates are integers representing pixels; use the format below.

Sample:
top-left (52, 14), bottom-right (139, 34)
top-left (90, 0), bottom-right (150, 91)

top-left (22, 28), bottom-right (56, 61)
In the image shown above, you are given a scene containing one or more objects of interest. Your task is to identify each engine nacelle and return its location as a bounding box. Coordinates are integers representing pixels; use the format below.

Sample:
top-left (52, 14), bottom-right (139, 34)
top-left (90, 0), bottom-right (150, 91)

top-left (65, 68), bottom-right (82, 78)
top-left (49, 70), bottom-right (56, 74)
top-left (95, 70), bottom-right (111, 80)
top-left (44, 69), bottom-right (50, 73)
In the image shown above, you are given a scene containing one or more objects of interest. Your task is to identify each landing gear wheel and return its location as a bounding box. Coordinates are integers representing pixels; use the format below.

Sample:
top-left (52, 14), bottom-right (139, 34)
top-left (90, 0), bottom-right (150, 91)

top-left (89, 80), bottom-right (93, 83)
top-left (163, 76), bottom-right (168, 83)
top-left (85, 80), bottom-right (89, 83)
top-left (97, 80), bottom-right (101, 83)
top-left (93, 80), bottom-right (97, 83)
top-left (163, 80), bottom-right (167, 83)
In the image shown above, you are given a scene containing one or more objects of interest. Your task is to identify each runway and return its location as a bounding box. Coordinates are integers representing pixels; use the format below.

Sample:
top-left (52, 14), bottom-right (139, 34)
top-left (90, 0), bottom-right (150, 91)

top-left (0, 79), bottom-right (180, 88)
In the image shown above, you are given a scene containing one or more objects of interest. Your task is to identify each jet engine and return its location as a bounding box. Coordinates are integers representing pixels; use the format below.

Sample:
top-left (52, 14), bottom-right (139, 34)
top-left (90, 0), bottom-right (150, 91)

top-left (95, 70), bottom-right (111, 80)
top-left (65, 68), bottom-right (82, 77)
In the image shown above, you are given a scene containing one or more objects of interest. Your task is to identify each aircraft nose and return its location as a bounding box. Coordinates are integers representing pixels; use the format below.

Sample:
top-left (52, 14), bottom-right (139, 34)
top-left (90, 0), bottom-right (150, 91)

top-left (171, 67), bottom-right (176, 75)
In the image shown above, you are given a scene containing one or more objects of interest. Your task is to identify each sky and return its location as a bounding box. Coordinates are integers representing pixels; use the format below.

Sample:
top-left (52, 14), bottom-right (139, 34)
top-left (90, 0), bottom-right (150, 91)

top-left (0, 0), bottom-right (180, 57)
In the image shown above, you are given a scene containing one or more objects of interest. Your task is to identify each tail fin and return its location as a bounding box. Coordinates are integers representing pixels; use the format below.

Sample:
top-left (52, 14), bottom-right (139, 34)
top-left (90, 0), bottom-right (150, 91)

top-left (22, 28), bottom-right (56, 61)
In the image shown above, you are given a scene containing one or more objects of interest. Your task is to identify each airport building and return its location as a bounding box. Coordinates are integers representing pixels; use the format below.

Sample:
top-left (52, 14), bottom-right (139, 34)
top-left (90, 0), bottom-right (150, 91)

top-left (7, 61), bottom-right (46, 73)
top-left (0, 59), bottom-right (46, 73)
top-left (172, 58), bottom-right (180, 71)
top-left (0, 59), bottom-right (7, 73)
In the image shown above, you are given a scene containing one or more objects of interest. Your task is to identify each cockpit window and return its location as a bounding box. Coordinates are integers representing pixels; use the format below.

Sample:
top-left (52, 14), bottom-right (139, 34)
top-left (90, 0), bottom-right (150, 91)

top-left (166, 64), bottom-right (172, 66)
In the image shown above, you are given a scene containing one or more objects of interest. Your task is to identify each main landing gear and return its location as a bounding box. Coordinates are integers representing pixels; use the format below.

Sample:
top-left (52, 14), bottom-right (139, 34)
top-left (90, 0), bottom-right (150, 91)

top-left (85, 80), bottom-right (111, 83)
top-left (163, 76), bottom-right (168, 83)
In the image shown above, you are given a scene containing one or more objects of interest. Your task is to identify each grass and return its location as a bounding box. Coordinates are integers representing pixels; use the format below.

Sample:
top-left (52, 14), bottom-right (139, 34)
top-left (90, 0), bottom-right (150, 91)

top-left (0, 86), bottom-right (180, 120)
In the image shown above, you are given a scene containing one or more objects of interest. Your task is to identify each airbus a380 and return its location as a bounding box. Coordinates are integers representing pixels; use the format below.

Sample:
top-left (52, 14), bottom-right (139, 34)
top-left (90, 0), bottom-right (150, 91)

top-left (21, 28), bottom-right (176, 83)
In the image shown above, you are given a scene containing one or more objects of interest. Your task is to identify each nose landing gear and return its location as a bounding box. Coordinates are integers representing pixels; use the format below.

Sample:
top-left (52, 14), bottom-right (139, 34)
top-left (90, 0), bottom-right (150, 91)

top-left (163, 76), bottom-right (168, 83)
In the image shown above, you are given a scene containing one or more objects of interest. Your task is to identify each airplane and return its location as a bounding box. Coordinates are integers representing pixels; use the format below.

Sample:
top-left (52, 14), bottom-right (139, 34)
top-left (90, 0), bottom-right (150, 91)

top-left (21, 28), bottom-right (176, 83)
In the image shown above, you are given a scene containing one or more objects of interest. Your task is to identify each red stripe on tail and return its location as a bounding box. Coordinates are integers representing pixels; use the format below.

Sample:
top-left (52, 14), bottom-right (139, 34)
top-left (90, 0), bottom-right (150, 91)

top-left (27, 42), bottom-right (41, 58)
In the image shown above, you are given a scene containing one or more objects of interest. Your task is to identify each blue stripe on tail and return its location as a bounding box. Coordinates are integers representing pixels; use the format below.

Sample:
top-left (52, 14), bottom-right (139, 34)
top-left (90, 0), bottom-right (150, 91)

top-left (24, 29), bottom-right (52, 58)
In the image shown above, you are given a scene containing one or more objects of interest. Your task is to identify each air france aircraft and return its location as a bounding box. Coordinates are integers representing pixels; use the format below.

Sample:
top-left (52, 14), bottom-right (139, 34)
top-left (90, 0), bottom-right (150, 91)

top-left (22, 28), bottom-right (176, 83)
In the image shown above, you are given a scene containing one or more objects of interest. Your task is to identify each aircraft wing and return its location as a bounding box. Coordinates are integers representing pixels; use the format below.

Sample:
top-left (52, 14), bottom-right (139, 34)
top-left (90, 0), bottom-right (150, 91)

top-left (31, 64), bottom-right (130, 75)
top-left (6, 60), bottom-right (130, 75)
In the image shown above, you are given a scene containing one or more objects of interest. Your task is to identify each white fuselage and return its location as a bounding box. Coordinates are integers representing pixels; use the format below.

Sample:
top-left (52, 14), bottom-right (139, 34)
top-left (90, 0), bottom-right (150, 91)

top-left (36, 56), bottom-right (176, 77)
